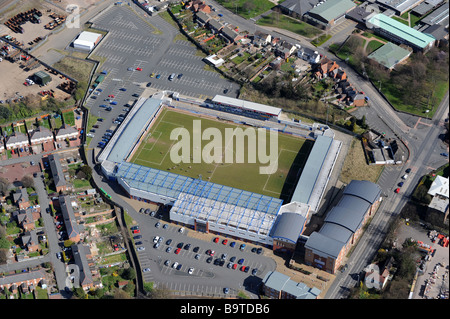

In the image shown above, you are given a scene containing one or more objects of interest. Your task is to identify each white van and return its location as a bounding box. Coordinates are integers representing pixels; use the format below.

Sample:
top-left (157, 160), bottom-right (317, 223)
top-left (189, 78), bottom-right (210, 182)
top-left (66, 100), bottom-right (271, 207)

top-left (169, 73), bottom-right (176, 81)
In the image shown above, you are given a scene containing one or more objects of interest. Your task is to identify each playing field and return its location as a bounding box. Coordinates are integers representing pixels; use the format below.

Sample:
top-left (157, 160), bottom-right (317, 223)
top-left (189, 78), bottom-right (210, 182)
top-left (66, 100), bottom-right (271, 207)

top-left (129, 108), bottom-right (313, 200)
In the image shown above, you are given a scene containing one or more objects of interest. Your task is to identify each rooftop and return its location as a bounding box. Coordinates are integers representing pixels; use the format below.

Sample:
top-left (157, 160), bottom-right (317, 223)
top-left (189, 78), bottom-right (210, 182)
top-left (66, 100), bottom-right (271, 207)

top-left (307, 0), bottom-right (356, 22)
top-left (368, 41), bottom-right (412, 69)
top-left (211, 95), bottom-right (282, 116)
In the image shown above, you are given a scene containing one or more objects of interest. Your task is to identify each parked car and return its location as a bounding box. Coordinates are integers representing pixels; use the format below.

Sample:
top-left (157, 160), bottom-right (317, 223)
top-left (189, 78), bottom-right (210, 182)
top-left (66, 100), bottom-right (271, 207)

top-left (222, 239), bottom-right (228, 245)
top-left (398, 182), bottom-right (404, 187)
top-left (402, 174), bottom-right (408, 180)
top-left (143, 268), bottom-right (150, 272)
top-left (395, 188), bottom-right (400, 193)
top-left (441, 152), bottom-right (449, 157)
top-left (214, 237), bottom-right (219, 243)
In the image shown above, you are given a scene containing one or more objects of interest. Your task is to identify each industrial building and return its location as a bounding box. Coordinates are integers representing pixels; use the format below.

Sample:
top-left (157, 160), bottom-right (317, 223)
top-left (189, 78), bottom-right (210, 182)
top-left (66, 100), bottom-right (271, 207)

top-left (366, 13), bottom-right (436, 51)
top-left (367, 41), bottom-right (412, 70)
top-left (304, 0), bottom-right (356, 29)
top-left (304, 180), bottom-right (382, 274)
top-left (73, 31), bottom-right (102, 51)
top-left (376, 0), bottom-right (426, 15)
top-left (33, 71), bottom-right (51, 85)
top-left (277, 0), bottom-right (321, 19)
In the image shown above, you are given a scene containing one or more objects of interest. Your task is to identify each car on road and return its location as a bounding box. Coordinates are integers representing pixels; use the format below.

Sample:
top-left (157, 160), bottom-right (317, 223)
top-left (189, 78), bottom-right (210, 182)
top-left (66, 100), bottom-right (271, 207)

top-left (143, 268), bottom-right (150, 272)
top-left (395, 188), bottom-right (400, 193)
top-left (56, 252), bottom-right (62, 260)
top-left (175, 248), bottom-right (181, 254)
top-left (156, 74), bottom-right (161, 79)
top-left (218, 13), bottom-right (223, 17)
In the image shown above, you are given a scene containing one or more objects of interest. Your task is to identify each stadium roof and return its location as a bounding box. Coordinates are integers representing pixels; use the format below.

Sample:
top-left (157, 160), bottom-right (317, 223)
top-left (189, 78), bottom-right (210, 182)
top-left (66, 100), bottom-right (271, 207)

top-left (115, 162), bottom-right (283, 216)
top-left (211, 95), bottom-right (282, 116)
top-left (271, 211), bottom-right (308, 244)
top-left (342, 180), bottom-right (382, 204)
top-left (367, 14), bottom-right (435, 49)
top-left (307, 0), bottom-right (356, 22)
top-left (305, 231), bottom-right (346, 258)
top-left (100, 98), bottom-right (162, 164)
top-left (368, 42), bottom-right (412, 69)
top-left (290, 135), bottom-right (333, 204)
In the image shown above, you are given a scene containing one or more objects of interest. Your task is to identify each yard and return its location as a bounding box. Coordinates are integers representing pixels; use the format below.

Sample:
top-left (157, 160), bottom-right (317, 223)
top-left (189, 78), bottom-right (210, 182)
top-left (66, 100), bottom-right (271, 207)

top-left (215, 0), bottom-right (275, 19)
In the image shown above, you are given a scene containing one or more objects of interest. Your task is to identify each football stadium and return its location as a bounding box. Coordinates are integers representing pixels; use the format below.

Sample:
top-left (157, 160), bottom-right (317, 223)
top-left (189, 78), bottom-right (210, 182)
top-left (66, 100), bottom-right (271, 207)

top-left (97, 93), bottom-right (342, 249)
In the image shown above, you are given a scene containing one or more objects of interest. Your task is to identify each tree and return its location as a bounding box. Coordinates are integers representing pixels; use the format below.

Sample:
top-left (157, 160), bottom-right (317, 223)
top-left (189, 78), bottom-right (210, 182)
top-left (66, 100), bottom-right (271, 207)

top-left (21, 175), bottom-right (34, 188)
top-left (120, 267), bottom-right (136, 281)
top-left (79, 165), bottom-right (93, 181)
top-left (0, 177), bottom-right (10, 195)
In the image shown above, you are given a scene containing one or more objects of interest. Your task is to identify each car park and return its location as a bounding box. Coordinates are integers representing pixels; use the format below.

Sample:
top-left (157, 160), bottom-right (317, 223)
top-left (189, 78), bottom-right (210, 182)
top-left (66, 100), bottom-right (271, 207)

top-left (127, 67), bottom-right (133, 71)
top-left (441, 152), bottom-right (449, 157)
top-left (252, 268), bottom-right (258, 275)
top-left (238, 258), bottom-right (244, 265)
top-left (229, 256), bottom-right (236, 262)
top-left (108, 94), bottom-right (115, 98)
top-left (224, 287), bottom-right (229, 294)
top-left (133, 235), bottom-right (142, 240)
top-left (405, 168), bottom-right (411, 173)
top-left (206, 257), bottom-right (213, 263)
top-left (239, 244), bottom-right (246, 251)
top-left (119, 88), bottom-right (127, 91)
top-left (230, 242), bottom-right (236, 248)
top-left (179, 227), bottom-right (185, 233)
top-left (232, 264), bottom-right (237, 270)
top-left (184, 243), bottom-right (191, 250)
top-left (195, 254), bottom-right (201, 260)
top-left (163, 224), bottom-right (168, 229)
top-left (135, 241), bottom-right (143, 245)
top-left (402, 174), bottom-right (408, 180)
top-left (177, 73), bottom-right (183, 79)
top-left (150, 72), bottom-right (155, 78)
top-left (153, 242), bottom-right (160, 249)
top-left (166, 239), bottom-right (172, 245)
top-left (146, 82), bottom-right (152, 87)
top-left (153, 236), bottom-right (160, 243)
top-left (136, 67), bottom-right (142, 71)
top-left (256, 247), bottom-right (262, 254)
top-left (177, 242), bottom-right (184, 249)
top-left (227, 262), bottom-right (233, 269)
top-left (169, 73), bottom-right (176, 81)
top-left (132, 229), bottom-right (140, 234)
top-left (172, 262), bottom-right (179, 269)
top-left (240, 266), bottom-right (247, 272)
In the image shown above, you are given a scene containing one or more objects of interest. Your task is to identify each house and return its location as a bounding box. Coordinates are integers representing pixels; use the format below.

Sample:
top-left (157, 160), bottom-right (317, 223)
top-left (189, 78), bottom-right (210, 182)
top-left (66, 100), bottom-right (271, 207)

top-left (262, 271), bottom-right (321, 299)
top-left (198, 3), bottom-right (211, 13)
top-left (297, 46), bottom-right (321, 64)
top-left (253, 30), bottom-right (271, 46)
top-left (59, 195), bottom-right (81, 243)
top-left (427, 176), bottom-right (449, 223)
top-left (270, 57), bottom-right (283, 70)
top-left (351, 93), bottom-right (366, 107)
top-left (203, 54), bottom-right (225, 67)
top-left (48, 153), bottom-right (68, 192)
top-left (275, 40), bottom-right (297, 59)
top-left (364, 256), bottom-right (395, 290)
top-left (5, 131), bottom-right (28, 150)
top-left (195, 11), bottom-right (212, 26)
top-left (13, 207), bottom-right (40, 231)
top-left (207, 19), bottom-right (224, 34)
top-left (0, 270), bottom-right (46, 293)
top-left (221, 26), bottom-right (243, 43)
top-left (29, 126), bottom-right (53, 145)
top-left (315, 56), bottom-right (339, 78)
top-left (55, 124), bottom-right (78, 142)
top-left (71, 244), bottom-right (95, 290)
top-left (13, 188), bottom-right (30, 209)
top-left (21, 230), bottom-right (39, 252)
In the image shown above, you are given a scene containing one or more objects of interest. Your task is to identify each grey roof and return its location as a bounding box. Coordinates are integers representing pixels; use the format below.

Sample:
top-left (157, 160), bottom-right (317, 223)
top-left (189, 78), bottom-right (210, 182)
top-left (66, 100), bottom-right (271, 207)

top-left (307, 0), bottom-right (356, 22)
top-left (376, 0), bottom-right (424, 13)
top-left (262, 271), bottom-right (320, 298)
top-left (305, 231), bottom-right (346, 258)
top-left (208, 19), bottom-right (224, 30)
top-left (324, 205), bottom-right (365, 233)
top-left (291, 135), bottom-right (333, 204)
top-left (368, 42), bottom-right (412, 69)
top-left (221, 26), bottom-right (240, 41)
top-left (342, 180), bottom-right (381, 204)
top-left (104, 98), bottom-right (162, 163)
top-left (72, 244), bottom-right (94, 287)
top-left (13, 188), bottom-right (29, 205)
top-left (195, 11), bottom-right (212, 23)
top-left (30, 126), bottom-right (52, 141)
top-left (421, 2), bottom-right (449, 25)
top-left (320, 217), bottom-right (354, 244)
top-left (48, 153), bottom-right (67, 188)
top-left (271, 212), bottom-right (307, 244)
top-left (278, 0), bottom-right (320, 16)
top-left (0, 270), bottom-right (46, 287)
top-left (56, 124), bottom-right (78, 137)
top-left (211, 95), bottom-right (282, 116)
top-left (6, 131), bottom-right (28, 144)
top-left (59, 195), bottom-right (80, 239)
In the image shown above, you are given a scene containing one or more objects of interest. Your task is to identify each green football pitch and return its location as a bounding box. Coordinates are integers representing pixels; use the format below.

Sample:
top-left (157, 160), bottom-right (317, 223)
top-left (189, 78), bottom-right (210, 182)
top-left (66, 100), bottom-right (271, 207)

top-left (129, 108), bottom-right (313, 200)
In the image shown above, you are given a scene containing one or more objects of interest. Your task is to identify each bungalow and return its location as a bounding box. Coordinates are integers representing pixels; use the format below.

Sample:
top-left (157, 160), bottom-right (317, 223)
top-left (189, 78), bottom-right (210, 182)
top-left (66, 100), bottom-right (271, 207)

top-left (55, 124), bottom-right (78, 142)
top-left (13, 188), bottom-right (30, 210)
top-left (30, 126), bottom-right (53, 145)
top-left (5, 131), bottom-right (28, 150)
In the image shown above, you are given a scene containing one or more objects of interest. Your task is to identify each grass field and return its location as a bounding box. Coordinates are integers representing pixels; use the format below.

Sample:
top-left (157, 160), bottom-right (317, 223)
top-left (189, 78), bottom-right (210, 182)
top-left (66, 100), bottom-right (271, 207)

top-left (130, 108), bottom-right (313, 199)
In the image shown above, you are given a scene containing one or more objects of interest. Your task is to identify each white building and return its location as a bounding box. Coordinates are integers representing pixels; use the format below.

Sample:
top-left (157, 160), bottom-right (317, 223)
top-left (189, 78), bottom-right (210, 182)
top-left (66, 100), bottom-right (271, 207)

top-left (73, 31), bottom-right (102, 51)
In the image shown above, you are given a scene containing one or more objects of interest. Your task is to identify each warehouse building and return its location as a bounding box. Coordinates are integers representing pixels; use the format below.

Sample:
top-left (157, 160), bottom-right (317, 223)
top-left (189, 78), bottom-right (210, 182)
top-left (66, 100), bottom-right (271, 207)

top-left (376, 0), bottom-right (425, 15)
top-left (304, 0), bottom-right (356, 29)
top-left (33, 71), bottom-right (51, 86)
top-left (73, 31), bottom-right (102, 51)
top-left (366, 13), bottom-right (436, 51)
top-left (277, 0), bottom-right (321, 19)
top-left (304, 180), bottom-right (382, 274)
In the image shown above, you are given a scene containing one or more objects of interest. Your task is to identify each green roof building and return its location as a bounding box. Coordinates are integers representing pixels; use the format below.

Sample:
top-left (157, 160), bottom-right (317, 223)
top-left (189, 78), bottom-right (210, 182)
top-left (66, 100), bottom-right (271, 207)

top-left (305, 0), bottom-right (356, 29)
top-left (368, 42), bottom-right (412, 70)
top-left (33, 71), bottom-right (52, 85)
top-left (366, 13), bottom-right (436, 51)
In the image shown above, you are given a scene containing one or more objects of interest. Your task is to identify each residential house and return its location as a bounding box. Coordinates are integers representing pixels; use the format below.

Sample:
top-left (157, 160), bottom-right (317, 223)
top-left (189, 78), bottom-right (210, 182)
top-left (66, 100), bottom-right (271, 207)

top-left (48, 153), bottom-right (68, 192)
top-left (221, 26), bottom-right (243, 44)
top-left (208, 19), bottom-right (224, 34)
top-left (364, 256), bottom-right (395, 290)
top-left (58, 195), bottom-right (81, 243)
top-left (253, 30), bottom-right (271, 47)
top-left (297, 46), bottom-right (321, 64)
top-left (350, 93), bottom-right (366, 107)
top-left (13, 188), bottom-right (30, 210)
top-left (427, 176), bottom-right (449, 223)
top-left (262, 271), bottom-right (321, 299)
top-left (270, 57), bottom-right (283, 70)
top-left (13, 207), bottom-right (40, 231)
top-left (29, 126), bottom-right (53, 145)
top-left (195, 11), bottom-right (212, 26)
top-left (0, 270), bottom-right (46, 293)
top-left (55, 124), bottom-right (78, 142)
top-left (275, 40), bottom-right (297, 59)
top-left (198, 3), bottom-right (211, 14)
top-left (71, 244), bottom-right (95, 290)
top-left (5, 131), bottom-right (28, 150)
top-left (21, 230), bottom-right (39, 252)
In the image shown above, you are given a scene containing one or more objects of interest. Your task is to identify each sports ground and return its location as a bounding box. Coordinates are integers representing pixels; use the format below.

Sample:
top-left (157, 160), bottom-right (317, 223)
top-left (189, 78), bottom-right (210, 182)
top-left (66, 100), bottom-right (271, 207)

top-left (129, 108), bottom-right (313, 199)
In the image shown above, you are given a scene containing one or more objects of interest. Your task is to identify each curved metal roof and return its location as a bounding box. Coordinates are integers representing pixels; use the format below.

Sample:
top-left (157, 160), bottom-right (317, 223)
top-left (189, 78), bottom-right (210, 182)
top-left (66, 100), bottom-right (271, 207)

top-left (271, 212), bottom-right (307, 244)
top-left (342, 180), bottom-right (381, 204)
